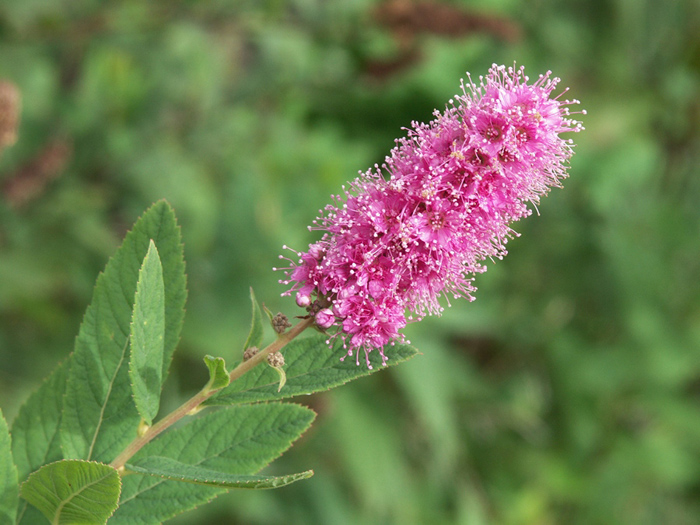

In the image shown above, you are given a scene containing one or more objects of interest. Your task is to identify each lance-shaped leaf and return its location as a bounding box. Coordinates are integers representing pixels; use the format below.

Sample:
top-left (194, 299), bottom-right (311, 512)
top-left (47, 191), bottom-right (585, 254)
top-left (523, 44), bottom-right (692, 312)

top-left (206, 333), bottom-right (419, 406)
top-left (61, 201), bottom-right (186, 462)
top-left (243, 287), bottom-right (264, 350)
top-left (20, 460), bottom-right (120, 525)
top-left (111, 403), bottom-right (315, 524)
top-left (129, 240), bottom-right (166, 425)
top-left (203, 356), bottom-right (230, 392)
top-left (0, 409), bottom-right (18, 525)
top-left (125, 456), bottom-right (312, 489)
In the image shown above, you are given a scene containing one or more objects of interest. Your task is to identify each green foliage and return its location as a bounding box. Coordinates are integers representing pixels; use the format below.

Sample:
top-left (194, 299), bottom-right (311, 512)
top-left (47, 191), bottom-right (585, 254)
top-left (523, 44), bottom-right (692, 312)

top-left (2, 0), bottom-right (700, 524)
top-left (10, 361), bottom-right (69, 524)
top-left (268, 361), bottom-right (287, 393)
top-left (243, 288), bottom-right (264, 351)
top-left (207, 333), bottom-right (419, 406)
top-left (129, 240), bottom-right (166, 425)
top-left (125, 457), bottom-right (313, 489)
top-left (20, 460), bottom-right (121, 525)
top-left (10, 360), bottom-right (68, 485)
top-left (202, 356), bottom-right (230, 392)
top-left (113, 404), bottom-right (315, 524)
top-left (60, 201), bottom-right (186, 462)
top-left (0, 409), bottom-right (18, 525)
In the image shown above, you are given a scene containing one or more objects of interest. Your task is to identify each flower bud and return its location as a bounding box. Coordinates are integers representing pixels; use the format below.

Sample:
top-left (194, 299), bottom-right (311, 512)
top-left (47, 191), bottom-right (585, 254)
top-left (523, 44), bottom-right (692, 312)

top-left (296, 293), bottom-right (311, 308)
top-left (267, 351), bottom-right (285, 368)
top-left (315, 308), bottom-right (335, 329)
top-left (243, 346), bottom-right (259, 361)
top-left (272, 312), bottom-right (292, 334)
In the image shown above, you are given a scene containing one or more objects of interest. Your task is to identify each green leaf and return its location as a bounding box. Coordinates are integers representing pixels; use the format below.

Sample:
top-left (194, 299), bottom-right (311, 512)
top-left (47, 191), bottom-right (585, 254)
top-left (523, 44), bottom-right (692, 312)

top-left (268, 361), bottom-right (287, 392)
top-left (263, 305), bottom-right (275, 324)
top-left (203, 356), bottom-right (230, 391)
top-left (11, 359), bottom-right (70, 482)
top-left (61, 201), bottom-right (186, 462)
top-left (0, 409), bottom-right (18, 525)
top-left (125, 456), bottom-right (312, 489)
top-left (206, 334), bottom-right (419, 405)
top-left (243, 287), bottom-right (264, 350)
top-left (111, 403), bottom-right (315, 524)
top-left (20, 460), bottom-right (121, 525)
top-left (129, 240), bottom-right (166, 425)
top-left (11, 360), bottom-right (70, 525)
top-left (16, 503), bottom-right (46, 525)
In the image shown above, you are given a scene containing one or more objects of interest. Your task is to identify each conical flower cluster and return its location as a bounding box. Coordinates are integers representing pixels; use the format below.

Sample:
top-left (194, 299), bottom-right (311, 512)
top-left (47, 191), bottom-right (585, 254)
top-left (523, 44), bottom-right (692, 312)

top-left (278, 64), bottom-right (584, 367)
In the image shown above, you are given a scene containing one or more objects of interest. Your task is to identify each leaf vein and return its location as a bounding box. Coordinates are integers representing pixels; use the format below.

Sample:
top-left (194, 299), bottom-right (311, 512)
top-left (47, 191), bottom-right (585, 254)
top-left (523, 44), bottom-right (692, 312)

top-left (86, 337), bottom-right (130, 461)
top-left (52, 471), bottom-right (114, 523)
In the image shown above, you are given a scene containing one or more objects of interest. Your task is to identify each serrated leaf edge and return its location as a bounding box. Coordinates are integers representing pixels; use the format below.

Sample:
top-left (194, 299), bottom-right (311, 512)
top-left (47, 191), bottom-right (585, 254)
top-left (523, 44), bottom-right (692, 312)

top-left (124, 457), bottom-right (313, 489)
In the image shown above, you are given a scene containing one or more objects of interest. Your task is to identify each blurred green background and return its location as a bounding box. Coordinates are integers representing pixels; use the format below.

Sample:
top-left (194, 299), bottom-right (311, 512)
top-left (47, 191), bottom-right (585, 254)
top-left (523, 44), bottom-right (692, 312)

top-left (1, 0), bottom-right (699, 523)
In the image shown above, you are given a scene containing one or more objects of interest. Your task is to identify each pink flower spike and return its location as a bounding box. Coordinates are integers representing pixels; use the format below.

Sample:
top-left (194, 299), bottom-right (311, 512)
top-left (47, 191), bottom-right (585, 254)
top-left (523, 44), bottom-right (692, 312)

top-left (278, 63), bottom-right (583, 366)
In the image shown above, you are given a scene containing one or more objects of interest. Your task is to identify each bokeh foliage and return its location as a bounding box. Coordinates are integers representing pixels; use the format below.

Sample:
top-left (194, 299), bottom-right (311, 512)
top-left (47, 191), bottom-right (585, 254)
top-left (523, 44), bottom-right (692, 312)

top-left (1, 0), bottom-right (699, 523)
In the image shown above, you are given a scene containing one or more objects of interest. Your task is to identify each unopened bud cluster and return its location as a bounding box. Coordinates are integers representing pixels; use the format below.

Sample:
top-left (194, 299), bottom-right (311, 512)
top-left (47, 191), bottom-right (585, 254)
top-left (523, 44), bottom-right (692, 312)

top-left (243, 346), bottom-right (259, 361)
top-left (272, 313), bottom-right (292, 334)
top-left (267, 352), bottom-right (285, 368)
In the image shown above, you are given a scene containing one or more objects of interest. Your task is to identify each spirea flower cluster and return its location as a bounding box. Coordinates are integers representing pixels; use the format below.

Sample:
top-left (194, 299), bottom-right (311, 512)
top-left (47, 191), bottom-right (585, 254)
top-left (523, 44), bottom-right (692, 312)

top-left (277, 64), bottom-right (584, 367)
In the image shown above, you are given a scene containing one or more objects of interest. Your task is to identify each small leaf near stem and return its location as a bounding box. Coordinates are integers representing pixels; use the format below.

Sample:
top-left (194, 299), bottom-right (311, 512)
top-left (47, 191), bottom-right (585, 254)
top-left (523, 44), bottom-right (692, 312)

top-left (263, 305), bottom-right (275, 323)
top-left (272, 367), bottom-right (287, 392)
top-left (243, 288), bottom-right (264, 350)
top-left (203, 356), bottom-right (230, 392)
top-left (267, 352), bottom-right (286, 392)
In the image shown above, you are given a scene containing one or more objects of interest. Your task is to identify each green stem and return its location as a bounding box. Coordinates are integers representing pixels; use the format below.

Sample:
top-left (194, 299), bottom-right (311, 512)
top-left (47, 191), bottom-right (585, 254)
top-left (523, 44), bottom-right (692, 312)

top-left (110, 316), bottom-right (315, 472)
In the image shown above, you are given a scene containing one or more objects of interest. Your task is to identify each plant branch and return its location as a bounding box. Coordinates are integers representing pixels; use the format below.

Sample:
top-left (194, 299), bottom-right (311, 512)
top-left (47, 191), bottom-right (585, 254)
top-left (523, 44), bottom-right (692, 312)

top-left (109, 316), bottom-right (315, 472)
top-left (229, 316), bottom-right (315, 383)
